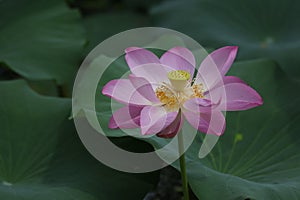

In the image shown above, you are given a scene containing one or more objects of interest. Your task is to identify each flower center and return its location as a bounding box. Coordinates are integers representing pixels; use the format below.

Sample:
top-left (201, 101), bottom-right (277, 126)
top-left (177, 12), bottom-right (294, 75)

top-left (167, 70), bottom-right (190, 91)
top-left (155, 85), bottom-right (178, 111)
top-left (155, 70), bottom-right (204, 111)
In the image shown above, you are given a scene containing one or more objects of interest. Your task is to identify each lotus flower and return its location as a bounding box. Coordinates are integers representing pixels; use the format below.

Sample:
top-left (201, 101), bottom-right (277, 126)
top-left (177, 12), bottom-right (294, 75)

top-left (102, 46), bottom-right (263, 138)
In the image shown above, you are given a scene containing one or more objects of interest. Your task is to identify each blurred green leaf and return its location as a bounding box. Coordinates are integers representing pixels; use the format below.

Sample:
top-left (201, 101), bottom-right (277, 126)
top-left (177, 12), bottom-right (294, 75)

top-left (0, 0), bottom-right (86, 94)
top-left (27, 80), bottom-right (59, 96)
top-left (123, 0), bottom-right (162, 10)
top-left (83, 12), bottom-right (150, 52)
top-left (184, 60), bottom-right (300, 199)
top-left (151, 0), bottom-right (300, 81)
top-left (145, 59), bottom-right (300, 199)
top-left (0, 80), bottom-right (157, 200)
top-left (68, 0), bottom-right (110, 13)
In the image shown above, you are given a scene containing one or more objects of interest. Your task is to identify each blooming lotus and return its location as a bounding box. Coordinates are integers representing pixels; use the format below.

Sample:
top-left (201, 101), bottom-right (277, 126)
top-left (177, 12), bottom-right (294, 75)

top-left (102, 46), bottom-right (263, 138)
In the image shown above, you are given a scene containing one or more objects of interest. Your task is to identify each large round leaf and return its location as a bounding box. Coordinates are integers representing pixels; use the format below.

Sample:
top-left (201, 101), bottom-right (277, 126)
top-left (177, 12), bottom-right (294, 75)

top-left (144, 59), bottom-right (300, 199)
top-left (0, 80), bottom-right (157, 200)
top-left (151, 0), bottom-right (300, 80)
top-left (83, 12), bottom-right (150, 53)
top-left (0, 0), bottom-right (85, 90)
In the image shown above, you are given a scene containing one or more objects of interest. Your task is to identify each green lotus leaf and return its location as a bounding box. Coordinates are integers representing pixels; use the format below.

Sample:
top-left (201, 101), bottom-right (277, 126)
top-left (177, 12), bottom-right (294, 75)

top-left (84, 12), bottom-right (150, 53)
top-left (144, 59), bottom-right (300, 199)
top-left (0, 0), bottom-right (86, 93)
top-left (151, 0), bottom-right (300, 81)
top-left (0, 80), bottom-right (157, 200)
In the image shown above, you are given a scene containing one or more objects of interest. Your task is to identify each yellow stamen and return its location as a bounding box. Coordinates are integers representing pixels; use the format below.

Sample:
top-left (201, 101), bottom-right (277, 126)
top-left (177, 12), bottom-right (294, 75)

top-left (155, 70), bottom-right (205, 112)
top-left (192, 83), bottom-right (204, 98)
top-left (155, 84), bottom-right (179, 111)
top-left (168, 70), bottom-right (190, 91)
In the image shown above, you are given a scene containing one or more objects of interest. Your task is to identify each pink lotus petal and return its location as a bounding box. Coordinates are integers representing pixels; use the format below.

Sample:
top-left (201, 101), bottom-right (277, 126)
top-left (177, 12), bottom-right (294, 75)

top-left (125, 47), bottom-right (160, 71)
top-left (140, 106), bottom-right (178, 135)
top-left (130, 63), bottom-right (173, 86)
top-left (223, 76), bottom-right (246, 84)
top-left (183, 109), bottom-right (226, 136)
top-left (208, 76), bottom-right (246, 94)
top-left (196, 46), bottom-right (238, 90)
top-left (128, 74), bottom-right (160, 103)
top-left (102, 46), bottom-right (263, 138)
top-left (125, 47), bottom-right (140, 53)
top-left (109, 106), bottom-right (143, 129)
top-left (209, 82), bottom-right (263, 111)
top-left (183, 98), bottom-right (214, 113)
top-left (157, 112), bottom-right (183, 138)
top-left (211, 46), bottom-right (238, 75)
top-left (160, 46), bottom-right (195, 79)
top-left (102, 79), bottom-right (152, 105)
top-left (204, 76), bottom-right (245, 104)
